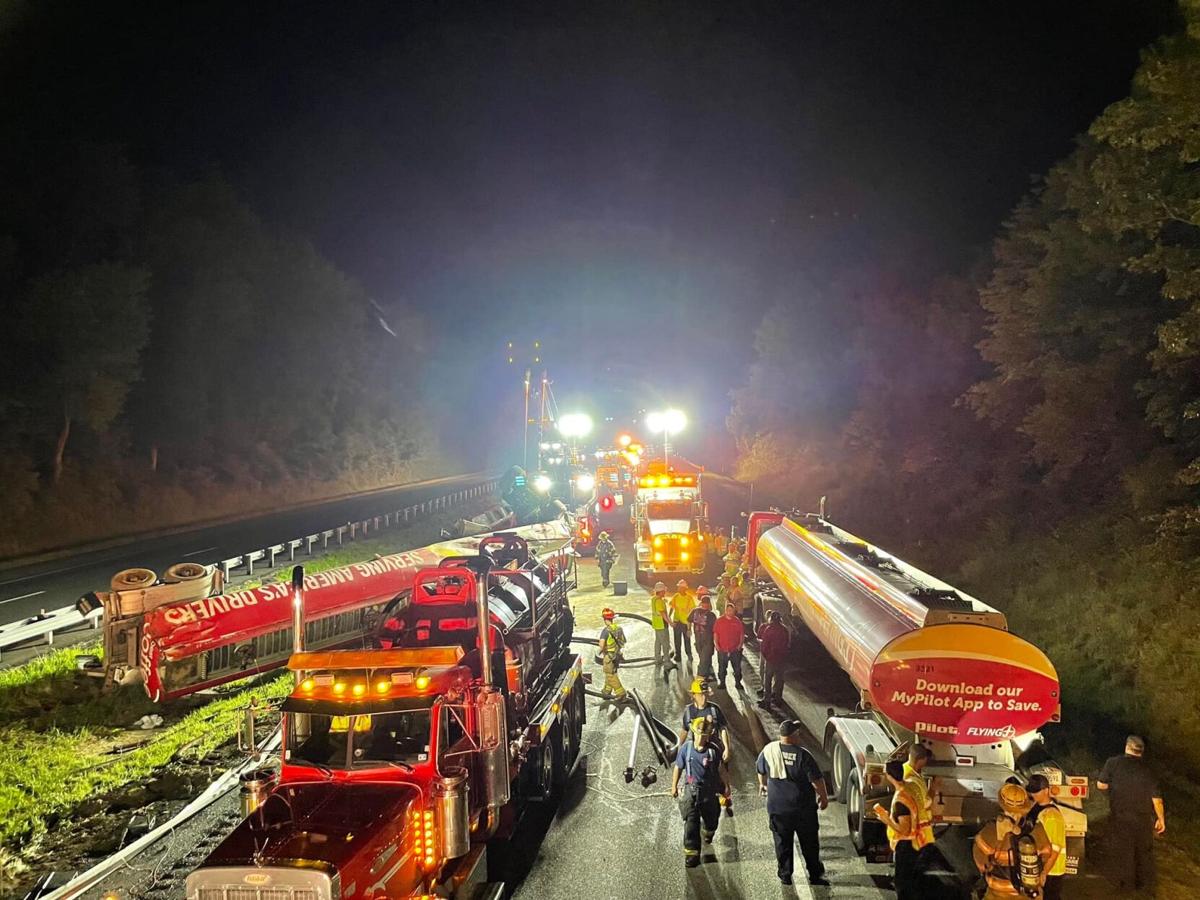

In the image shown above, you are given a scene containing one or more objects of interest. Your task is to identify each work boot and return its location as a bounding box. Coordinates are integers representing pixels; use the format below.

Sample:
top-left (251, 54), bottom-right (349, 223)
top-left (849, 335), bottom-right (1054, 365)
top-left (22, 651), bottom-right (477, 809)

top-left (757, 699), bottom-right (771, 710)
top-left (702, 830), bottom-right (715, 845)
top-left (685, 854), bottom-right (700, 869)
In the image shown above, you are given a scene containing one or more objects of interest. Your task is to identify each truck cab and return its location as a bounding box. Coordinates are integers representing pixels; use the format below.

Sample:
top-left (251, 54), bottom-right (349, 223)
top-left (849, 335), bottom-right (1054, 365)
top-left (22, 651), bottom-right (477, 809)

top-left (632, 470), bottom-right (710, 582)
top-left (187, 538), bottom-right (585, 900)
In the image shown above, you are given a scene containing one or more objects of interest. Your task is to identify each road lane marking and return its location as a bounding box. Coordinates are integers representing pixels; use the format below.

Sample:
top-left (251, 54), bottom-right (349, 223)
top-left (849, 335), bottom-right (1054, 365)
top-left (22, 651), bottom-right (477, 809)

top-left (181, 547), bottom-right (218, 558)
top-left (0, 590), bottom-right (45, 606)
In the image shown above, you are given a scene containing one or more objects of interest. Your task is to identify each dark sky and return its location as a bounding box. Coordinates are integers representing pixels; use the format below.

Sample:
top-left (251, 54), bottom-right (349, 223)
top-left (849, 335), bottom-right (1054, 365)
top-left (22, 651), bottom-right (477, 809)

top-left (2, 0), bottom-right (1178, 459)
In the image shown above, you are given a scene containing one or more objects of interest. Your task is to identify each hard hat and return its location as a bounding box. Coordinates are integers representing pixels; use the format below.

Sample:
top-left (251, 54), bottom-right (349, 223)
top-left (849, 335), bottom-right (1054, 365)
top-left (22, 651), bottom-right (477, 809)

top-left (602, 608), bottom-right (616, 621)
top-left (690, 677), bottom-right (708, 695)
top-left (676, 579), bottom-right (689, 588)
top-left (700, 595), bottom-right (712, 606)
top-left (691, 716), bottom-right (714, 738)
top-left (696, 586), bottom-right (710, 596)
top-left (653, 581), bottom-right (667, 591)
top-left (599, 531), bottom-right (610, 540)
top-left (998, 783), bottom-right (1032, 815)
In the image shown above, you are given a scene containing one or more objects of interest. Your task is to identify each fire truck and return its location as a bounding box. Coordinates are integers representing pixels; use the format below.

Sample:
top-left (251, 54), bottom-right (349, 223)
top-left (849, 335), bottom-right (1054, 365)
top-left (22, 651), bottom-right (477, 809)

top-left (81, 521), bottom-right (573, 701)
top-left (186, 533), bottom-right (584, 899)
top-left (632, 463), bottom-right (710, 583)
top-left (745, 511), bottom-right (1088, 873)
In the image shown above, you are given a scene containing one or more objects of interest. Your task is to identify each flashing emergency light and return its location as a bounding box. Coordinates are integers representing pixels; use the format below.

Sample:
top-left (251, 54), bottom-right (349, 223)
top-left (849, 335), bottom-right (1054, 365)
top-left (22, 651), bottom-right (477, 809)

top-left (576, 473), bottom-right (596, 492)
top-left (617, 433), bottom-right (632, 448)
top-left (514, 473), bottom-right (527, 487)
top-left (415, 674), bottom-right (431, 690)
top-left (600, 495), bottom-right (615, 512)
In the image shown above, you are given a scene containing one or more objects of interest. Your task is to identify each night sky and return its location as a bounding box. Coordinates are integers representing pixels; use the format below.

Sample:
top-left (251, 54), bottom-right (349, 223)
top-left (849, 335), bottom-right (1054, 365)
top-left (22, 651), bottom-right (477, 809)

top-left (3, 0), bottom-right (1177, 457)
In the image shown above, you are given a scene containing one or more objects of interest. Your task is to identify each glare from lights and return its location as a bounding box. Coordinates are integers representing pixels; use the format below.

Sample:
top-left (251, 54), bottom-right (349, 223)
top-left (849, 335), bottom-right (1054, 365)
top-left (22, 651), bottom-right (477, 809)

top-left (647, 409), bottom-right (687, 435)
top-left (558, 413), bottom-right (594, 439)
top-left (576, 474), bottom-right (595, 492)
top-left (533, 475), bottom-right (553, 493)
top-left (617, 433), bottom-right (632, 448)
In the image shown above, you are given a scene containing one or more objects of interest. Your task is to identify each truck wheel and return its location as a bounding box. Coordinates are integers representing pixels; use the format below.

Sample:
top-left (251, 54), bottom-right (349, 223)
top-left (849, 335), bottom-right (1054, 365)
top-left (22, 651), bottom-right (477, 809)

top-left (561, 697), bottom-right (576, 765)
top-left (537, 731), bottom-right (562, 802)
top-left (846, 771), bottom-right (867, 853)
top-left (830, 740), bottom-right (852, 802)
top-left (846, 771), bottom-right (885, 855)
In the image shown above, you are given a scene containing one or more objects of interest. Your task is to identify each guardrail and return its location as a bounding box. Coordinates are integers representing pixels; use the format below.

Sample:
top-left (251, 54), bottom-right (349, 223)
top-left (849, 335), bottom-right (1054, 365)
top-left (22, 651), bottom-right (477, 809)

top-left (0, 478), bottom-right (499, 661)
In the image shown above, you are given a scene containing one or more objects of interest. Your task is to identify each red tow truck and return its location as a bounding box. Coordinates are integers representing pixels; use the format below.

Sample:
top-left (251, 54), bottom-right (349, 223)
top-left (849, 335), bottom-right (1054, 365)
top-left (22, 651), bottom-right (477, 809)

top-left (185, 533), bottom-right (585, 900)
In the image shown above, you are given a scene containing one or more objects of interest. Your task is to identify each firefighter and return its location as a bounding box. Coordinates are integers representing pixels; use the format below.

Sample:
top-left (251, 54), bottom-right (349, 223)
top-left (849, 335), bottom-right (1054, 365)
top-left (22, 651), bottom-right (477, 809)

top-left (595, 531), bottom-right (618, 587)
top-left (680, 677), bottom-right (733, 815)
top-left (649, 581), bottom-right (672, 665)
top-left (670, 579), bottom-right (696, 664)
top-left (597, 608), bottom-right (627, 700)
top-left (873, 759), bottom-right (935, 900)
top-left (972, 783), bottom-right (1053, 899)
top-left (1024, 775), bottom-right (1066, 900)
top-left (715, 572), bottom-right (734, 608)
top-left (671, 716), bottom-right (725, 867)
top-left (722, 544), bottom-right (742, 577)
top-left (688, 590), bottom-right (717, 678)
top-left (756, 719), bottom-right (829, 886)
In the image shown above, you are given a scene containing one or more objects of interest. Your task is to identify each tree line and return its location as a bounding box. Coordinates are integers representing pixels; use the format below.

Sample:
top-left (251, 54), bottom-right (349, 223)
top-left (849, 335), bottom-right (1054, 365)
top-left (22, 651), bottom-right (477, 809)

top-left (0, 146), bottom-right (436, 556)
top-left (731, 5), bottom-right (1200, 774)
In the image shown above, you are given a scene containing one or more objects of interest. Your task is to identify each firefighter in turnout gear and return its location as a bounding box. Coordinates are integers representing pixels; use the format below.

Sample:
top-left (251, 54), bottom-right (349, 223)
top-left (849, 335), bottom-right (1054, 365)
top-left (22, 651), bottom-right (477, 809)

top-left (597, 608), bottom-right (627, 700)
top-left (595, 531), bottom-right (618, 587)
top-left (972, 783), bottom-right (1054, 898)
top-left (671, 716), bottom-right (726, 867)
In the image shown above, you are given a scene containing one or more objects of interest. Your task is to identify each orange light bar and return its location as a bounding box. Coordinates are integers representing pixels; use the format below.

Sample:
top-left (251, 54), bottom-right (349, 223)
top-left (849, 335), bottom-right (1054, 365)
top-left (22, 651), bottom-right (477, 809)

top-left (288, 647), bottom-right (463, 671)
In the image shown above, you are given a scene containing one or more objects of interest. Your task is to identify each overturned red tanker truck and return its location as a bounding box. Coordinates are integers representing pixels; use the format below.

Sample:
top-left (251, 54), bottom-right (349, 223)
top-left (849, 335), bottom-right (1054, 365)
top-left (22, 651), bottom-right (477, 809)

top-left (746, 511), bottom-right (1088, 871)
top-left (81, 521), bottom-right (573, 701)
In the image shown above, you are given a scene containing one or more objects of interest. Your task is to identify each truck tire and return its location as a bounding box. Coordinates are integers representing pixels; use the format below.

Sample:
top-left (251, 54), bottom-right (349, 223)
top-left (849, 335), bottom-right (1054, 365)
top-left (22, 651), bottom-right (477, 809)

top-left (561, 697), bottom-right (576, 766)
top-left (846, 771), bottom-right (867, 853)
top-left (846, 770), bottom-right (886, 856)
top-left (830, 739), bottom-right (853, 802)
top-left (536, 730), bottom-right (562, 802)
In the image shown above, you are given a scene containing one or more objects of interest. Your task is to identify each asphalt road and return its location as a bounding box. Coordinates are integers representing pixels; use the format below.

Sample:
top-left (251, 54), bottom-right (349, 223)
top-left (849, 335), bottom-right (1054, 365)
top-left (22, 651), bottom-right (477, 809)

top-left (510, 536), bottom-right (896, 900)
top-left (0, 472), bottom-right (489, 628)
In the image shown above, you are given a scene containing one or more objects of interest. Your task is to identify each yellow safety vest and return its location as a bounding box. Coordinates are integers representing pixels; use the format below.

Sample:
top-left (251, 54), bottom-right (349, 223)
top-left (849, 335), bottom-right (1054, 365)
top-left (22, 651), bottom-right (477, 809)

top-left (886, 777), bottom-right (935, 850)
top-left (650, 593), bottom-right (669, 630)
top-left (1033, 804), bottom-right (1067, 876)
top-left (670, 591), bottom-right (696, 624)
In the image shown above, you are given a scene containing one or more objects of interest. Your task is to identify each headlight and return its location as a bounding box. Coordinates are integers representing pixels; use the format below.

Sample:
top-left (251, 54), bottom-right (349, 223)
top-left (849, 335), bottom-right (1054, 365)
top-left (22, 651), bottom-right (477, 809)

top-left (680, 552), bottom-right (689, 562)
top-left (654, 552), bottom-right (663, 563)
top-left (533, 475), bottom-right (553, 493)
top-left (680, 536), bottom-right (689, 548)
top-left (576, 474), bottom-right (595, 492)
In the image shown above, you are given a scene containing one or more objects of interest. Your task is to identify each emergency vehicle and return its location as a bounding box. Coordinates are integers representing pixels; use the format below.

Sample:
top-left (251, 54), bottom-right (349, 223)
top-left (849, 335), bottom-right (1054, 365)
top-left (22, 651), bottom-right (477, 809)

top-left (186, 533), bottom-right (584, 899)
top-left (745, 511), bottom-right (1088, 874)
top-left (632, 462), bottom-right (710, 583)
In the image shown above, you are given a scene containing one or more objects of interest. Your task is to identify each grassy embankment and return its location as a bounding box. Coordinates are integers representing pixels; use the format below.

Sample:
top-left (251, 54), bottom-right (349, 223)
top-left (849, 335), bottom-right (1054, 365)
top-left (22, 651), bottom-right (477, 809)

top-left (0, 518), bottom-right (475, 883)
top-left (943, 511), bottom-right (1200, 899)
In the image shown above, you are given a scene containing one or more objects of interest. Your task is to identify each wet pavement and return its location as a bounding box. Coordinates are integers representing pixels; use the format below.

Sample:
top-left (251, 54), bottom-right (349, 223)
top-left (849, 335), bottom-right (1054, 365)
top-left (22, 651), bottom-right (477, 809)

top-left (510, 536), bottom-right (895, 899)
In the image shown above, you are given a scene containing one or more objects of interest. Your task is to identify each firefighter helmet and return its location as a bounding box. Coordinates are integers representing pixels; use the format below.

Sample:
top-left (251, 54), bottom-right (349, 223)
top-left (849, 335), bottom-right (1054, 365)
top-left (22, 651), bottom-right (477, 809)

top-left (599, 531), bottom-right (610, 540)
top-left (696, 585), bottom-right (710, 596)
top-left (654, 581), bottom-right (667, 591)
top-left (691, 716), bottom-right (715, 739)
top-left (602, 607), bottom-right (616, 621)
top-left (690, 677), bottom-right (708, 695)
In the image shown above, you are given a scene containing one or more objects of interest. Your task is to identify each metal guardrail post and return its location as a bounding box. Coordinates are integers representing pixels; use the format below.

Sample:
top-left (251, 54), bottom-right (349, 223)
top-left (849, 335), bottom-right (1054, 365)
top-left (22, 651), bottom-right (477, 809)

top-left (349, 522), bottom-right (358, 540)
top-left (337, 526), bottom-right (346, 546)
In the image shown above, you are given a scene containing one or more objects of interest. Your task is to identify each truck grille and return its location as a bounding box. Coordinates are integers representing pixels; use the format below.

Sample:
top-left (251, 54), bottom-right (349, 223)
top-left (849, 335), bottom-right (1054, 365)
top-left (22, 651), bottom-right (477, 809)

top-left (198, 889), bottom-right (315, 900)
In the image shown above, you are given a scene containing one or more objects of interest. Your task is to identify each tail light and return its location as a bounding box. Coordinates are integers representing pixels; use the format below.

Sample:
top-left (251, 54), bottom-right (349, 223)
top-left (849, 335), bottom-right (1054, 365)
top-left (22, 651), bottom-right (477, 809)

top-left (1053, 776), bottom-right (1089, 799)
top-left (600, 495), bottom-right (615, 511)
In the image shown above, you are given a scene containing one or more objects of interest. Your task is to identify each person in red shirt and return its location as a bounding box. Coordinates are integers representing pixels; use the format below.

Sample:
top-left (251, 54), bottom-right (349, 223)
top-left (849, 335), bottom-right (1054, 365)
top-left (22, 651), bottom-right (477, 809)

top-left (713, 603), bottom-right (746, 690)
top-left (756, 611), bottom-right (790, 708)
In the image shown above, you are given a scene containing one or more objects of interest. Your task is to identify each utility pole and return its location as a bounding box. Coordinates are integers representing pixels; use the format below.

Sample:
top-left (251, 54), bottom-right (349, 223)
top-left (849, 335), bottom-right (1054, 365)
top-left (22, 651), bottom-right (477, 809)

top-left (523, 369), bottom-right (531, 471)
